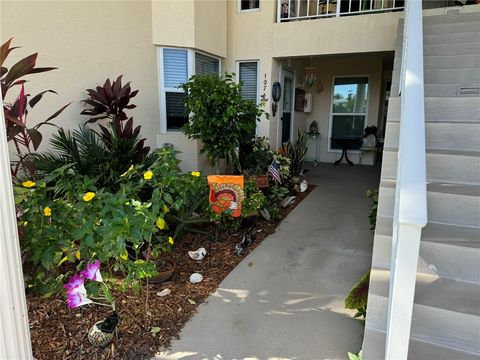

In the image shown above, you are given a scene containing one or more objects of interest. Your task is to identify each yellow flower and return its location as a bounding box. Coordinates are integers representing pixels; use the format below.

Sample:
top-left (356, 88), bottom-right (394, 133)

top-left (43, 207), bottom-right (52, 217)
top-left (83, 192), bottom-right (96, 202)
top-left (120, 165), bottom-right (134, 178)
top-left (22, 180), bottom-right (36, 188)
top-left (191, 171), bottom-right (200, 177)
top-left (156, 217), bottom-right (166, 230)
top-left (168, 236), bottom-right (174, 245)
top-left (163, 205), bottom-right (170, 213)
top-left (144, 170), bottom-right (154, 180)
top-left (75, 250), bottom-right (81, 260)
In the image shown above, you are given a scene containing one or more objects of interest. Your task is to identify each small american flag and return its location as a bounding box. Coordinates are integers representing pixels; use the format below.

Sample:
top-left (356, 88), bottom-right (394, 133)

top-left (268, 160), bottom-right (282, 184)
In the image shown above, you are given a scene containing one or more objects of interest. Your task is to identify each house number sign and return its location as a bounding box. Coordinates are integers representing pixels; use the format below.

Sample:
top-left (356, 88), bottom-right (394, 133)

top-left (260, 73), bottom-right (269, 102)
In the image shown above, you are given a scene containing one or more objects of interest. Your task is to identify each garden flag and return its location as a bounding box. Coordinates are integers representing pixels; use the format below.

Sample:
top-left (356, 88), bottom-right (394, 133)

top-left (207, 175), bottom-right (245, 217)
top-left (268, 160), bottom-right (282, 184)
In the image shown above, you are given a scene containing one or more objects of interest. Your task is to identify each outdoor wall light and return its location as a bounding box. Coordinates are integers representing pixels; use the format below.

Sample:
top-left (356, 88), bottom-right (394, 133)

top-left (271, 81), bottom-right (281, 116)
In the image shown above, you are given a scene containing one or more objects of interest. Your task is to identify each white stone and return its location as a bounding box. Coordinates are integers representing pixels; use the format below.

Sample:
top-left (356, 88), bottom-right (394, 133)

top-left (189, 273), bottom-right (203, 284)
top-left (156, 288), bottom-right (171, 297)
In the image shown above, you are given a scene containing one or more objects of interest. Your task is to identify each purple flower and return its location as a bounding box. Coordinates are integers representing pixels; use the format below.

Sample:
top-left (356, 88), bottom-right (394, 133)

top-left (64, 274), bottom-right (92, 309)
top-left (66, 291), bottom-right (92, 309)
top-left (64, 274), bottom-right (86, 294)
top-left (80, 260), bottom-right (103, 282)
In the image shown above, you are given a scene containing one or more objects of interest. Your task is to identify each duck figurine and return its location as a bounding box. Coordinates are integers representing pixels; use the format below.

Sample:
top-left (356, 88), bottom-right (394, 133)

top-left (88, 312), bottom-right (119, 347)
top-left (188, 247), bottom-right (207, 261)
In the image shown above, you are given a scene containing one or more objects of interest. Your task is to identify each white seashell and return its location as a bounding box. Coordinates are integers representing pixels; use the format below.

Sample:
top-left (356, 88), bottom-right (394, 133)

top-left (188, 247), bottom-right (207, 261)
top-left (189, 273), bottom-right (203, 284)
top-left (156, 288), bottom-right (171, 297)
top-left (300, 180), bottom-right (308, 193)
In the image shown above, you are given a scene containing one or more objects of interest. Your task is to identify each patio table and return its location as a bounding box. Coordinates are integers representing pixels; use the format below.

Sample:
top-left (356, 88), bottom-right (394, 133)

top-left (331, 136), bottom-right (362, 166)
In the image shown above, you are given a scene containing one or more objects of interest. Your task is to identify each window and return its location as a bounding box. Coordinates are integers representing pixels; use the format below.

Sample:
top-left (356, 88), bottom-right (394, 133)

top-left (160, 49), bottom-right (220, 131)
top-left (195, 53), bottom-right (219, 76)
top-left (240, 0), bottom-right (260, 11)
top-left (330, 77), bottom-right (369, 150)
top-left (163, 48), bottom-right (189, 131)
top-left (238, 62), bottom-right (258, 103)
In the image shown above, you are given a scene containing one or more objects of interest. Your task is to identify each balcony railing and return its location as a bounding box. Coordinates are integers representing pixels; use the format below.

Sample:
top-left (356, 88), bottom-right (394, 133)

top-left (277, 0), bottom-right (404, 22)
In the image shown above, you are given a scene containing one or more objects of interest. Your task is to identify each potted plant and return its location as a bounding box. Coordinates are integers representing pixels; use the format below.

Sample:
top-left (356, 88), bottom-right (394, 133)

top-left (240, 137), bottom-right (274, 188)
top-left (286, 130), bottom-right (308, 190)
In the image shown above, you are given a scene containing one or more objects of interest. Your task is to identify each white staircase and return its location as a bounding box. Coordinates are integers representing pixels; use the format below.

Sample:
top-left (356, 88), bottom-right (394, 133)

top-left (363, 8), bottom-right (480, 360)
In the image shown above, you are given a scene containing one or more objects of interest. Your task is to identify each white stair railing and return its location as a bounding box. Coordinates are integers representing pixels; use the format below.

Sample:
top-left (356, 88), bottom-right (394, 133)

top-left (0, 89), bottom-right (33, 359)
top-left (385, 0), bottom-right (427, 359)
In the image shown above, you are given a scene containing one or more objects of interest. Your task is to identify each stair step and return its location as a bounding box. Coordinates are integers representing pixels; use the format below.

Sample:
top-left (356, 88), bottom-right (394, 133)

top-left (423, 42), bottom-right (480, 56)
top-left (384, 121), bottom-right (480, 152)
top-left (387, 97), bottom-right (480, 122)
top-left (378, 181), bottom-right (480, 226)
top-left (381, 150), bottom-right (480, 185)
top-left (424, 84), bottom-right (480, 97)
top-left (376, 216), bottom-right (480, 249)
top-left (423, 21), bottom-right (480, 35)
top-left (365, 293), bottom-right (480, 356)
top-left (369, 268), bottom-right (480, 316)
top-left (372, 234), bottom-right (480, 284)
top-left (364, 320), bottom-right (480, 360)
top-left (397, 31), bottom-right (480, 47)
top-left (424, 68), bottom-right (480, 85)
top-left (394, 54), bottom-right (480, 72)
top-left (422, 11), bottom-right (480, 26)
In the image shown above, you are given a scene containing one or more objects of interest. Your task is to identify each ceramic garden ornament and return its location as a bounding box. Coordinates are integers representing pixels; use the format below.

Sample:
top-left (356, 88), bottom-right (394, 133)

top-left (188, 247), bottom-right (207, 261)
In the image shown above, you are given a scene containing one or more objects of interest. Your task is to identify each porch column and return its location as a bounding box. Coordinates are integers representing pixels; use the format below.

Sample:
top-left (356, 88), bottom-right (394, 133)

top-left (0, 93), bottom-right (33, 358)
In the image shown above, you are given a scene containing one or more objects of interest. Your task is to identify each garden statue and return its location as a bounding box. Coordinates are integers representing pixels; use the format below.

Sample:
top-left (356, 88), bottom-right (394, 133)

top-left (188, 247), bottom-right (207, 261)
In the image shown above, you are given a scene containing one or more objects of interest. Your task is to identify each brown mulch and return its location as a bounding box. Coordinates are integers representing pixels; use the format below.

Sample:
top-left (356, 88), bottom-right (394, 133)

top-left (28, 186), bottom-right (315, 360)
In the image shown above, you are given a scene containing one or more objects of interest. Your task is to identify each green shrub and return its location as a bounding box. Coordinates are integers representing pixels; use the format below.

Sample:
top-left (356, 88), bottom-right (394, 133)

top-left (17, 147), bottom-right (210, 294)
top-left (180, 73), bottom-right (266, 172)
top-left (344, 270), bottom-right (370, 320)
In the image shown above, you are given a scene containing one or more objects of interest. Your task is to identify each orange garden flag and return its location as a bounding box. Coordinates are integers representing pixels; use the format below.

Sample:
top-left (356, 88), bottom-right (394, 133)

top-left (207, 175), bottom-right (245, 218)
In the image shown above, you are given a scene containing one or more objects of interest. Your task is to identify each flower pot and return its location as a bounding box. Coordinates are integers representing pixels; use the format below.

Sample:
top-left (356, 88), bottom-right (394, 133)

top-left (149, 259), bottom-right (176, 284)
top-left (251, 174), bottom-right (270, 189)
top-left (88, 312), bottom-right (118, 347)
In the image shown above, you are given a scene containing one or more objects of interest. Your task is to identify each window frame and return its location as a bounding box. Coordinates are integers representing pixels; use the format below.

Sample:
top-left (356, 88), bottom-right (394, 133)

top-left (158, 47), bottom-right (220, 133)
top-left (238, 0), bottom-right (261, 13)
top-left (327, 75), bottom-right (370, 152)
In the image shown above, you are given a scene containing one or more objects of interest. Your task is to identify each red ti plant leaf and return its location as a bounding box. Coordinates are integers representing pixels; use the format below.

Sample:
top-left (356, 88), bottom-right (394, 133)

top-left (26, 128), bottom-right (42, 150)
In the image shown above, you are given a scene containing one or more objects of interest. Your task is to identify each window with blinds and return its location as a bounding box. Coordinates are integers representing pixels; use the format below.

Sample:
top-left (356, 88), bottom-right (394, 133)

top-left (163, 48), bottom-right (188, 130)
top-left (161, 48), bottom-right (220, 132)
top-left (195, 53), bottom-right (219, 76)
top-left (239, 62), bottom-right (258, 103)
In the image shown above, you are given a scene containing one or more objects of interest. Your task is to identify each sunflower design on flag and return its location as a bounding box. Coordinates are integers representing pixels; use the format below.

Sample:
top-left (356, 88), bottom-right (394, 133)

top-left (207, 176), bottom-right (245, 218)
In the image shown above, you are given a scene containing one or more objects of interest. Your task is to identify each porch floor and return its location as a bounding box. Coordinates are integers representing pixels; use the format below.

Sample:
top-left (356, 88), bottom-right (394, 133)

top-left (156, 163), bottom-right (380, 360)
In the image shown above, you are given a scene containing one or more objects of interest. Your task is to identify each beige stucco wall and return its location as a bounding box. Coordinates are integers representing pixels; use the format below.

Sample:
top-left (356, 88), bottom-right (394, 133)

top-left (152, 0), bottom-right (227, 58)
top-left (272, 11), bottom-right (402, 58)
top-left (1, 0), bottom-right (160, 152)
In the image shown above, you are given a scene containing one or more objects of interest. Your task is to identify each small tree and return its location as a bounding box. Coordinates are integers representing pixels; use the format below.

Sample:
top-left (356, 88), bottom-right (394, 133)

top-left (180, 73), bottom-right (266, 173)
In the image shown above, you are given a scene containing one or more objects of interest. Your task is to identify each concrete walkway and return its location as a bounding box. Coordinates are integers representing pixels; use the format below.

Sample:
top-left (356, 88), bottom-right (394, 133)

top-left (156, 164), bottom-right (380, 360)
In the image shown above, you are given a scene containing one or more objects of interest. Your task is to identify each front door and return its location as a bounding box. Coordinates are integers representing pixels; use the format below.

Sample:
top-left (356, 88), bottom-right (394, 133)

top-left (281, 70), bottom-right (294, 145)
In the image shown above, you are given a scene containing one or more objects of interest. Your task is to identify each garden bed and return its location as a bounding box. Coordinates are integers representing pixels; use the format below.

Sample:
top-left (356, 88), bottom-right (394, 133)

top-left (28, 186), bottom-right (315, 360)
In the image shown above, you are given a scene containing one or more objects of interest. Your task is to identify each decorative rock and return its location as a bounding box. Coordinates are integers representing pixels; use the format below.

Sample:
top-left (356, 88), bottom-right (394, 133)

top-left (188, 247), bottom-right (207, 261)
top-left (189, 273), bottom-right (203, 284)
top-left (156, 288), bottom-right (171, 297)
